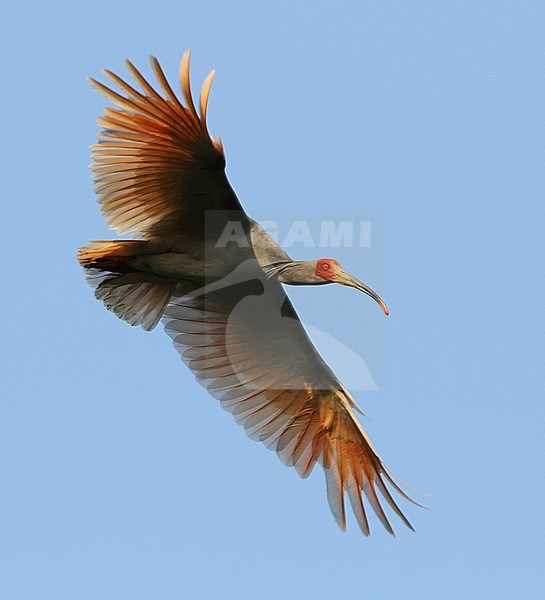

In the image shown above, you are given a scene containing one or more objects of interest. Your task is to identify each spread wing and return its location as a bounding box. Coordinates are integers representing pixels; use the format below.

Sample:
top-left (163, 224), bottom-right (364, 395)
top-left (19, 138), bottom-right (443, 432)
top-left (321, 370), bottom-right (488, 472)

top-left (88, 51), bottom-right (244, 244)
top-left (162, 265), bottom-right (418, 535)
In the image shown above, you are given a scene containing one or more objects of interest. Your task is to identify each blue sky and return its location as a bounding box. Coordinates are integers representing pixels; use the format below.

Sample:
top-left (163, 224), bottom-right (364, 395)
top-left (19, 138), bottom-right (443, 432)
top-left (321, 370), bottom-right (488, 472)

top-left (2, 2), bottom-right (544, 598)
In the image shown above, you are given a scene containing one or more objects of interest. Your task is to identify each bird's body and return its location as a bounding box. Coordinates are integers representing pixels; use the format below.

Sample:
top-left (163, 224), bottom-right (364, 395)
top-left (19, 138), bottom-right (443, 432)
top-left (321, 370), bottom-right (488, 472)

top-left (78, 51), bottom-right (419, 535)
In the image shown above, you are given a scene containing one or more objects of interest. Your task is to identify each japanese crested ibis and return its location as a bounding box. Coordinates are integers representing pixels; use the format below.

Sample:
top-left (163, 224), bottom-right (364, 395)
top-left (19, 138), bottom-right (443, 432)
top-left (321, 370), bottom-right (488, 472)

top-left (78, 51), bottom-right (421, 536)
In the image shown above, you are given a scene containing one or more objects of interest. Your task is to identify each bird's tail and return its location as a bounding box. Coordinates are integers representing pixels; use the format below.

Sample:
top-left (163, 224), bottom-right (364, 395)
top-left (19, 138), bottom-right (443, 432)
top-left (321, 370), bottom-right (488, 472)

top-left (78, 240), bottom-right (176, 331)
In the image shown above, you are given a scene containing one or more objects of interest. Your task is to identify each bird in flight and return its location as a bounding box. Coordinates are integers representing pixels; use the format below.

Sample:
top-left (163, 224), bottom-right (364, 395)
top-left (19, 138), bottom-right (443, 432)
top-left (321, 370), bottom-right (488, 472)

top-left (78, 50), bottom-right (420, 536)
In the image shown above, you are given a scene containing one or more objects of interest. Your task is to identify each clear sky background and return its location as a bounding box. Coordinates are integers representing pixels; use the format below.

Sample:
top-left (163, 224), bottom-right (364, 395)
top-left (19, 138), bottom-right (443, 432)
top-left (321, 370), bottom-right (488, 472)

top-left (2, 2), bottom-right (544, 599)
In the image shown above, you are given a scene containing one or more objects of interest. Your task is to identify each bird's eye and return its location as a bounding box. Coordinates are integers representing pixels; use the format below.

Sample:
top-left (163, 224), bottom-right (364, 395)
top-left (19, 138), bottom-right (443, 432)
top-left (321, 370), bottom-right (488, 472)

top-left (323, 263), bottom-right (329, 269)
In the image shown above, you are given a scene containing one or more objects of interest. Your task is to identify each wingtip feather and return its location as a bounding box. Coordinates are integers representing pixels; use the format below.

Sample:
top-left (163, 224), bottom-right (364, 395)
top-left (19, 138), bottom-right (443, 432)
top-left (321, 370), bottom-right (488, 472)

top-left (199, 69), bottom-right (216, 128)
top-left (180, 49), bottom-right (198, 118)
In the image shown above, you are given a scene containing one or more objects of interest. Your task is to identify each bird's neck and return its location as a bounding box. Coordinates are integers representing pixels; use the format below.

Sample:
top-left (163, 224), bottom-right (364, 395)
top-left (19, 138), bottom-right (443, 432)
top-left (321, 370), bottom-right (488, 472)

top-left (272, 260), bottom-right (328, 286)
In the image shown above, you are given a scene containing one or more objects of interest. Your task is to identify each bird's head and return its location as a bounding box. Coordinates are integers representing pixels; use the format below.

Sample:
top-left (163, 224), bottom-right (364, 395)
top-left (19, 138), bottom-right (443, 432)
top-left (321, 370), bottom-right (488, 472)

top-left (315, 258), bottom-right (389, 315)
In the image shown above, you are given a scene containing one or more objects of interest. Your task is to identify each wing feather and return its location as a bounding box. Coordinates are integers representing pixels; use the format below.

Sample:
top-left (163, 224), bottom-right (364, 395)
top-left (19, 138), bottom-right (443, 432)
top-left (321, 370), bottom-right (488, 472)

top-left (88, 51), bottom-right (242, 241)
top-left (162, 270), bottom-right (416, 535)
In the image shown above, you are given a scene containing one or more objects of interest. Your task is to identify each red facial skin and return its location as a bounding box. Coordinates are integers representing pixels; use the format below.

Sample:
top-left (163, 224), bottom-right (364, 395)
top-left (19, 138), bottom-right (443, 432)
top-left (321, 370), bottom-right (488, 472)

top-left (315, 258), bottom-right (341, 281)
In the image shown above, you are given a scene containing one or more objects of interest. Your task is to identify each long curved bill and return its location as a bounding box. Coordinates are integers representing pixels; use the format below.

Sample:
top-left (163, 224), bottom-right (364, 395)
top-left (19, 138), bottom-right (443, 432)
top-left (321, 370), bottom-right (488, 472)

top-left (334, 268), bottom-right (389, 315)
